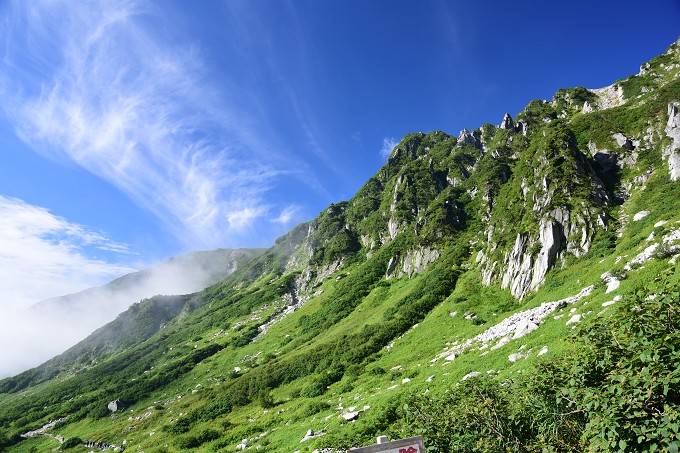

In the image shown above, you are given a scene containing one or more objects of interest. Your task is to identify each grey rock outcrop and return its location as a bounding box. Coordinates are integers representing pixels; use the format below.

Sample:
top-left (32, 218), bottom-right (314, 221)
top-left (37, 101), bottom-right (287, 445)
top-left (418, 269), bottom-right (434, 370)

top-left (508, 352), bottom-right (528, 362)
top-left (664, 102), bottom-right (680, 181)
top-left (500, 113), bottom-right (514, 130)
top-left (633, 210), bottom-right (650, 221)
top-left (477, 133), bottom-right (610, 299)
top-left (385, 246), bottom-right (440, 279)
top-left (612, 133), bottom-right (636, 151)
top-left (381, 174), bottom-right (410, 243)
top-left (499, 234), bottom-right (534, 299)
top-left (668, 152), bottom-right (680, 181)
top-left (515, 121), bottom-right (528, 135)
top-left (462, 371), bottom-right (480, 380)
top-left (496, 217), bottom-right (563, 299)
top-left (593, 151), bottom-right (620, 173)
top-left (458, 128), bottom-right (481, 148)
top-left (566, 314), bottom-right (582, 325)
top-left (601, 271), bottom-right (621, 294)
top-left (588, 141), bottom-right (627, 183)
top-left (592, 84), bottom-right (626, 109)
top-left (488, 207), bottom-right (601, 299)
top-left (108, 399), bottom-right (123, 412)
top-left (529, 215), bottom-right (565, 292)
top-left (301, 429), bottom-right (324, 442)
top-left (21, 417), bottom-right (68, 439)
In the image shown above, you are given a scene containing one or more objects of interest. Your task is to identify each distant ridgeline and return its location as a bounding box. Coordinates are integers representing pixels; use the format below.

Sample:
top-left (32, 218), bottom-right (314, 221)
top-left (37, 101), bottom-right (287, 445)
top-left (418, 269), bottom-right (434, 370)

top-left (1, 38), bottom-right (680, 452)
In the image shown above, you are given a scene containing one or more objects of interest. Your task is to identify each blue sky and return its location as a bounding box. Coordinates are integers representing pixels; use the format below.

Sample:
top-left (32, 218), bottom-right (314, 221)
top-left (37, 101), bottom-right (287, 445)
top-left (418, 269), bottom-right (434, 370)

top-left (0, 0), bottom-right (679, 309)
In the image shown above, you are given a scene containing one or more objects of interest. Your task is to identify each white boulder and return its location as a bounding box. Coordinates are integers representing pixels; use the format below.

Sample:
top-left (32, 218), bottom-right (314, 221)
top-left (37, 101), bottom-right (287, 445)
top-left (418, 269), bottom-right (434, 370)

top-left (566, 314), bottom-right (582, 325)
top-left (633, 210), bottom-right (650, 221)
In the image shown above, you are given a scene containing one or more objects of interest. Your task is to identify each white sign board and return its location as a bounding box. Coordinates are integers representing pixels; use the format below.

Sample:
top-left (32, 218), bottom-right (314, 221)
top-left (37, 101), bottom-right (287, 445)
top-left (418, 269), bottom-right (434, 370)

top-left (350, 436), bottom-right (425, 453)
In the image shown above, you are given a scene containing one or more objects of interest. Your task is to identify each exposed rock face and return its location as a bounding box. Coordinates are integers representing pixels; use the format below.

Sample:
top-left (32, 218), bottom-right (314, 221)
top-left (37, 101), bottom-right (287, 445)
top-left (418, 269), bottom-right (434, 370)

top-left (300, 429), bottom-right (324, 443)
top-left (593, 151), bottom-right (620, 173)
top-left (108, 399), bottom-right (123, 412)
top-left (666, 153), bottom-right (680, 181)
top-left (633, 210), bottom-right (650, 221)
top-left (515, 121), bottom-right (528, 135)
top-left (21, 417), bottom-right (68, 439)
top-left (386, 246), bottom-right (440, 279)
top-left (623, 227), bottom-right (680, 271)
top-left (493, 208), bottom-right (590, 299)
top-left (458, 128), bottom-right (481, 147)
top-left (566, 314), bottom-right (582, 325)
top-left (462, 371), bottom-right (480, 380)
top-left (483, 203), bottom-right (606, 299)
top-left (529, 214), bottom-right (565, 291)
top-left (592, 83), bottom-right (626, 109)
top-left (664, 102), bottom-right (680, 181)
top-left (500, 113), bottom-right (514, 130)
top-left (508, 352), bottom-right (528, 362)
top-left (339, 405), bottom-right (370, 421)
top-left (292, 258), bottom-right (343, 295)
top-left (612, 133), bottom-right (636, 151)
top-left (499, 234), bottom-right (534, 299)
top-left (380, 174), bottom-right (410, 243)
top-left (478, 135), bottom-right (609, 299)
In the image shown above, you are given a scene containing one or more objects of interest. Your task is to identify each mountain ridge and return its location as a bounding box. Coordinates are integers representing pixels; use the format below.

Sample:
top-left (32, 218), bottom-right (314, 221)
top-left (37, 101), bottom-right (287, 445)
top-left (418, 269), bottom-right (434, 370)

top-left (2, 248), bottom-right (263, 378)
top-left (31, 248), bottom-right (265, 316)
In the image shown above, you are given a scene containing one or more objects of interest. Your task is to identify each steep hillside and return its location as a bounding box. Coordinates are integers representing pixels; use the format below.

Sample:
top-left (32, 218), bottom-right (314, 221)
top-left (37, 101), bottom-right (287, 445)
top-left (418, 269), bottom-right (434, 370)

top-left (1, 39), bottom-right (680, 452)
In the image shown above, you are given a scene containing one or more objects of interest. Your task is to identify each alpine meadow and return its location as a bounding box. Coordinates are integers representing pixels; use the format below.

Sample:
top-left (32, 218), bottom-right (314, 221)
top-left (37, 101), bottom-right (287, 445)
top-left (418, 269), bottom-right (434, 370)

top-left (3, 35), bottom-right (680, 453)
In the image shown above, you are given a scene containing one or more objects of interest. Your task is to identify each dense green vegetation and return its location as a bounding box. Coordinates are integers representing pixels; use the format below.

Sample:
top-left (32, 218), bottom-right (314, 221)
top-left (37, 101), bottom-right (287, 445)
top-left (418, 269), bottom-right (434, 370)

top-left (399, 269), bottom-right (680, 452)
top-left (1, 37), bottom-right (679, 452)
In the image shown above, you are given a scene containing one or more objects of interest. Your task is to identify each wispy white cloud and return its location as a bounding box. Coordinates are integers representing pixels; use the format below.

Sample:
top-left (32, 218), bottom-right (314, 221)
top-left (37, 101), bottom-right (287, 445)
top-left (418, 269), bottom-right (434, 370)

top-left (0, 195), bottom-right (134, 376)
top-left (271, 204), bottom-right (301, 225)
top-left (0, 195), bottom-right (134, 312)
top-left (0, 0), bottom-right (286, 248)
top-left (0, 197), bottom-right (257, 376)
top-left (380, 137), bottom-right (399, 159)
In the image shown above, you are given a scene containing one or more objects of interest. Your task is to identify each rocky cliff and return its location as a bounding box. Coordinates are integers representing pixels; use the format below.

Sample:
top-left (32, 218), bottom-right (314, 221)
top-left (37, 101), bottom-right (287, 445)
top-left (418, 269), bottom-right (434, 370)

top-left (286, 33), bottom-right (680, 301)
top-left (472, 39), bottom-right (680, 298)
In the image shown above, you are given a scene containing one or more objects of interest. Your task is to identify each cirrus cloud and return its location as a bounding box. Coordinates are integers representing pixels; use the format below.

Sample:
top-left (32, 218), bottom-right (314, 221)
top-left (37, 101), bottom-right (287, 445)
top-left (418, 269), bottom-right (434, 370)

top-left (380, 137), bottom-right (399, 159)
top-left (0, 195), bottom-right (136, 375)
top-left (0, 195), bottom-right (134, 312)
top-left (0, 0), bottom-right (288, 249)
top-left (271, 204), bottom-right (302, 225)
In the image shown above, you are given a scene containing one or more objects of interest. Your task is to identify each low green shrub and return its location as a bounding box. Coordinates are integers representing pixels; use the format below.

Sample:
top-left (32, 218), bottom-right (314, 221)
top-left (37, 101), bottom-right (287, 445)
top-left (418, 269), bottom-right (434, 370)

top-left (397, 268), bottom-right (680, 452)
top-left (60, 437), bottom-right (83, 450)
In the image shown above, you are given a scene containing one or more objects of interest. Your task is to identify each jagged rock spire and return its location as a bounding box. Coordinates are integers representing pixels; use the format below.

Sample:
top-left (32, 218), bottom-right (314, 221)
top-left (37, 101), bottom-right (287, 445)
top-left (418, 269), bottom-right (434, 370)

top-left (458, 128), bottom-right (480, 147)
top-left (500, 112), bottom-right (514, 129)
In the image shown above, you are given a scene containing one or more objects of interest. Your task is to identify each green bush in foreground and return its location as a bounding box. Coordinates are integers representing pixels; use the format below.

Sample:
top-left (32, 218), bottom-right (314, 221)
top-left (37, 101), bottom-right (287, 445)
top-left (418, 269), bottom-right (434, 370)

top-left (401, 268), bottom-right (680, 452)
top-left (576, 272), bottom-right (680, 452)
top-left (60, 437), bottom-right (82, 450)
top-left (402, 373), bottom-right (582, 452)
top-left (176, 428), bottom-right (220, 449)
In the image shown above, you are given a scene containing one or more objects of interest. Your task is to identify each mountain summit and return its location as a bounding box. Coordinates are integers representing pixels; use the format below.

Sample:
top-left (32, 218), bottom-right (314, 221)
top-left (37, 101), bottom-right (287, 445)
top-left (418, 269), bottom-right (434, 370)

top-left (1, 38), bottom-right (680, 452)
